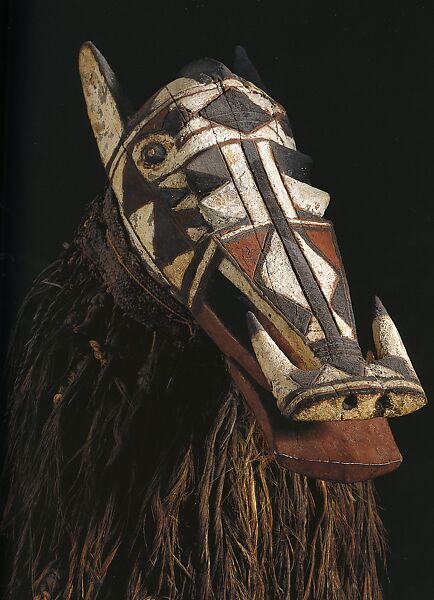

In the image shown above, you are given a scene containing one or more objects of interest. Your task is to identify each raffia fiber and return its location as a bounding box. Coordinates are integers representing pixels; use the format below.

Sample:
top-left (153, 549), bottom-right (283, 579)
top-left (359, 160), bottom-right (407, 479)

top-left (2, 217), bottom-right (386, 600)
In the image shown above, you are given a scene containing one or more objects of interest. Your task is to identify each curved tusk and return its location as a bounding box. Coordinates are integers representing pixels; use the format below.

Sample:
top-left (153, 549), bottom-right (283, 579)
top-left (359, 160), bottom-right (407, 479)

top-left (372, 297), bottom-right (416, 374)
top-left (246, 312), bottom-right (300, 403)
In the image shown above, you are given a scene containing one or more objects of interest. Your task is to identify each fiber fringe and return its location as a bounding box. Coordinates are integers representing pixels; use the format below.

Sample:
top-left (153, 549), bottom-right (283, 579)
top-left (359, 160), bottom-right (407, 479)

top-left (2, 238), bottom-right (386, 599)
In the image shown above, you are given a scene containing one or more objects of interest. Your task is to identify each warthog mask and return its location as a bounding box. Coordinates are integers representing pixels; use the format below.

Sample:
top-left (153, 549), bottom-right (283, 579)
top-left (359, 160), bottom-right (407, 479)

top-left (79, 43), bottom-right (426, 482)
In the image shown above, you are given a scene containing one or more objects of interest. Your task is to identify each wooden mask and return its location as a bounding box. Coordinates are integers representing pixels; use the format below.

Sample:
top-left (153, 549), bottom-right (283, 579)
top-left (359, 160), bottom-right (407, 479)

top-left (79, 42), bottom-right (426, 482)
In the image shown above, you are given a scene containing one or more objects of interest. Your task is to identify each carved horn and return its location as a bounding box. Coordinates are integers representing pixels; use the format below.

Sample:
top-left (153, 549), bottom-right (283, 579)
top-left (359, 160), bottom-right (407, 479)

top-left (246, 312), bottom-right (300, 404)
top-left (372, 297), bottom-right (416, 373)
top-left (79, 42), bottom-right (128, 168)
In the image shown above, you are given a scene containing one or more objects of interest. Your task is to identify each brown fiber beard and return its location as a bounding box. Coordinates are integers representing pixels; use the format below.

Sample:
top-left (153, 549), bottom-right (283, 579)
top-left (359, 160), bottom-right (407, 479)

top-left (2, 196), bottom-right (386, 600)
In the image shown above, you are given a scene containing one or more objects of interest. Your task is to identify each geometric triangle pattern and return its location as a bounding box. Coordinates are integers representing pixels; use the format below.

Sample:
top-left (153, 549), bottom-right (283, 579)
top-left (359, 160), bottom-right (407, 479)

top-left (159, 187), bottom-right (190, 209)
top-left (185, 146), bottom-right (231, 198)
top-left (221, 225), bottom-right (269, 278)
top-left (304, 227), bottom-right (342, 271)
top-left (200, 88), bottom-right (272, 133)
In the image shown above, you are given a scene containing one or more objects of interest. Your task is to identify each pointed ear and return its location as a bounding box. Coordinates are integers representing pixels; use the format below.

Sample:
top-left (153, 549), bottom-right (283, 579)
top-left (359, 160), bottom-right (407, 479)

top-left (233, 45), bottom-right (268, 93)
top-left (79, 41), bottom-right (128, 168)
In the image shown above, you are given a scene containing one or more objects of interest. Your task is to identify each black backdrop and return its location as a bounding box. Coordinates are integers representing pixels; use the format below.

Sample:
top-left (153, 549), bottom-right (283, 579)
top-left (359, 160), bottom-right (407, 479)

top-left (2, 1), bottom-right (433, 598)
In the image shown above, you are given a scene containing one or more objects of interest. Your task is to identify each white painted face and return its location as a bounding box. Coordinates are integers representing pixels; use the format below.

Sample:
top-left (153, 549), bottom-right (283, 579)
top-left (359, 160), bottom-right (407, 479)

top-left (105, 73), bottom-right (336, 345)
top-left (108, 74), bottom-right (300, 257)
top-left (80, 43), bottom-right (426, 427)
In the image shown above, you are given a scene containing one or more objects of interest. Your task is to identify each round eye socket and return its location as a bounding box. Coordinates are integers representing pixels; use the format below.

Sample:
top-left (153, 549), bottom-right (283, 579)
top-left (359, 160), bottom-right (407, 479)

top-left (141, 142), bottom-right (167, 165)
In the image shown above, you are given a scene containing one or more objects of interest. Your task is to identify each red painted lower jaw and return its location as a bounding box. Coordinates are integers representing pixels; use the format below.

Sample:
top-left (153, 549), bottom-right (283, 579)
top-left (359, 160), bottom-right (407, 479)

top-left (228, 361), bottom-right (402, 483)
top-left (194, 302), bottom-right (402, 482)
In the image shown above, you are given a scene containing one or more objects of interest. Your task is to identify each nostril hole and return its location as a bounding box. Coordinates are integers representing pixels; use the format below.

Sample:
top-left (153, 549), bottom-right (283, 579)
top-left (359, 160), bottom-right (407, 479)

top-left (342, 395), bottom-right (358, 410)
top-left (376, 395), bottom-right (390, 413)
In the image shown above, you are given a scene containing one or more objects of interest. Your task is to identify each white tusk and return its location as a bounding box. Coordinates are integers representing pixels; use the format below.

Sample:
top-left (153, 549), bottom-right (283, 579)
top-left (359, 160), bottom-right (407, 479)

top-left (246, 311), bottom-right (300, 403)
top-left (372, 297), bottom-right (416, 375)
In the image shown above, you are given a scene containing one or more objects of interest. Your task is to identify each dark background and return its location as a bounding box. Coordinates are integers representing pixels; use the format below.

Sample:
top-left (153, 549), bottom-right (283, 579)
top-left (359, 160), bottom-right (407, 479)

top-left (2, 1), bottom-right (433, 598)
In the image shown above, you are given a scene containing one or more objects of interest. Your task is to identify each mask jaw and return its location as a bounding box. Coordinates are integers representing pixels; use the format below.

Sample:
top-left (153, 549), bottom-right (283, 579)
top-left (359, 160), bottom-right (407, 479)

top-left (221, 298), bottom-right (424, 483)
top-left (228, 361), bottom-right (403, 483)
top-left (190, 277), bottom-right (405, 483)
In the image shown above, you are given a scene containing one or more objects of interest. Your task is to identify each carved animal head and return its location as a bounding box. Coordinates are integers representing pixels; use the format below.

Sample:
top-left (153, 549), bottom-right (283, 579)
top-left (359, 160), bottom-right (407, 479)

top-left (79, 42), bottom-right (426, 482)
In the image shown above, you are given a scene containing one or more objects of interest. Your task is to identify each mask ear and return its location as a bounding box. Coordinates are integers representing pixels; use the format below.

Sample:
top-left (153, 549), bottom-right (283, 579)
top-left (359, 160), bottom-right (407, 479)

top-left (233, 45), bottom-right (268, 93)
top-left (79, 41), bottom-right (127, 168)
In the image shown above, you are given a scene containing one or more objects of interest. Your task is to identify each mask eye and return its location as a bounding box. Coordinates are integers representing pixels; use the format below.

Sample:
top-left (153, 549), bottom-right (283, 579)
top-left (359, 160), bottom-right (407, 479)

top-left (141, 142), bottom-right (167, 165)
